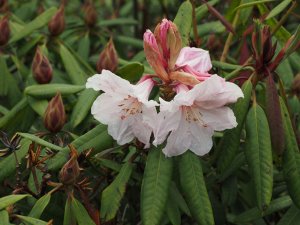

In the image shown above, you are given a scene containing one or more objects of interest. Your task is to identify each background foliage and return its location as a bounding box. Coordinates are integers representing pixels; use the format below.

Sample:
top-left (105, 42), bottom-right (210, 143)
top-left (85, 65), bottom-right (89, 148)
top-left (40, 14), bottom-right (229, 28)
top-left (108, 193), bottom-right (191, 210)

top-left (0, 0), bottom-right (300, 224)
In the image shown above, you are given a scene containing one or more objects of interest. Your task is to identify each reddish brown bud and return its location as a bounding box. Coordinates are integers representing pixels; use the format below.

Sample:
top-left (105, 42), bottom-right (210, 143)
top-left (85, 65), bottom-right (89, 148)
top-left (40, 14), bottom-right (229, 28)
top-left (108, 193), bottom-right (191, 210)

top-left (83, 1), bottom-right (97, 27)
top-left (292, 73), bottom-right (300, 98)
top-left (96, 38), bottom-right (118, 73)
top-left (0, 16), bottom-right (10, 46)
top-left (32, 47), bottom-right (53, 84)
top-left (59, 145), bottom-right (80, 186)
top-left (0, 0), bottom-right (8, 13)
top-left (48, 5), bottom-right (65, 36)
top-left (44, 92), bottom-right (66, 133)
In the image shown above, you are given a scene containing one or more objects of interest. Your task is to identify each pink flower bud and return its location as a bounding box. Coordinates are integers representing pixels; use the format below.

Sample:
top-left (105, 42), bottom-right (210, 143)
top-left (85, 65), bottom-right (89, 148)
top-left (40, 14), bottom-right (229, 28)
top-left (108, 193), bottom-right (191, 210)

top-left (0, 16), bottom-right (10, 46)
top-left (154, 19), bottom-right (182, 70)
top-left (96, 38), bottom-right (118, 73)
top-left (143, 30), bottom-right (169, 82)
top-left (48, 5), bottom-right (65, 36)
top-left (44, 93), bottom-right (66, 133)
top-left (32, 47), bottom-right (53, 84)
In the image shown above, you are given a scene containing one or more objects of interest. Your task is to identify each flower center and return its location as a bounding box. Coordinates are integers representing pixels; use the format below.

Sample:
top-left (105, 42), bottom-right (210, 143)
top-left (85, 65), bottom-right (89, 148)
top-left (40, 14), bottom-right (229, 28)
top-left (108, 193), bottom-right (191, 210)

top-left (182, 106), bottom-right (207, 127)
top-left (118, 95), bottom-right (142, 120)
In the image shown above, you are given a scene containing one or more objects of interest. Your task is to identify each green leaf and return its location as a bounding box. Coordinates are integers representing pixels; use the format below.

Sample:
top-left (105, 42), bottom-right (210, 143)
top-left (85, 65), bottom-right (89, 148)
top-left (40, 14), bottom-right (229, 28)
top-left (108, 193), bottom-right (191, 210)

top-left (25, 84), bottom-right (85, 98)
top-left (166, 195), bottom-right (181, 225)
top-left (70, 89), bottom-right (98, 128)
top-left (173, 1), bottom-right (193, 47)
top-left (47, 124), bottom-right (113, 170)
top-left (0, 56), bottom-right (10, 96)
top-left (98, 18), bottom-right (138, 27)
top-left (59, 43), bottom-right (87, 85)
top-left (266, 0), bottom-right (292, 20)
top-left (218, 152), bottom-right (246, 181)
top-left (196, 0), bottom-right (219, 21)
top-left (280, 97), bottom-right (300, 208)
top-left (71, 197), bottom-right (96, 225)
top-left (16, 215), bottom-right (49, 225)
top-left (169, 182), bottom-right (191, 216)
top-left (141, 148), bottom-right (174, 225)
top-left (77, 33), bottom-right (90, 62)
top-left (9, 7), bottom-right (57, 43)
top-left (234, 0), bottom-right (275, 11)
top-left (28, 194), bottom-right (51, 219)
top-left (0, 139), bottom-right (31, 182)
top-left (0, 210), bottom-right (11, 225)
top-left (114, 36), bottom-right (143, 48)
top-left (217, 78), bottom-right (252, 173)
top-left (245, 103), bottom-right (273, 210)
top-left (277, 205), bottom-right (300, 225)
top-left (27, 97), bottom-right (48, 117)
top-left (227, 196), bottom-right (292, 223)
top-left (178, 151), bottom-right (214, 225)
top-left (18, 133), bottom-right (64, 151)
top-left (63, 197), bottom-right (76, 225)
top-left (101, 162), bottom-right (133, 221)
top-left (116, 62), bottom-right (144, 82)
top-left (0, 195), bottom-right (30, 210)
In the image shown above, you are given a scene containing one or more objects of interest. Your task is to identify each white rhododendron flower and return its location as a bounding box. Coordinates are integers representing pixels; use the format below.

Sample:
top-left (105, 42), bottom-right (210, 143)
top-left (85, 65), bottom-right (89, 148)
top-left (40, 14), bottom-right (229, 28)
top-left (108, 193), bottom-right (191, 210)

top-left (153, 75), bottom-right (244, 157)
top-left (86, 70), bottom-right (157, 148)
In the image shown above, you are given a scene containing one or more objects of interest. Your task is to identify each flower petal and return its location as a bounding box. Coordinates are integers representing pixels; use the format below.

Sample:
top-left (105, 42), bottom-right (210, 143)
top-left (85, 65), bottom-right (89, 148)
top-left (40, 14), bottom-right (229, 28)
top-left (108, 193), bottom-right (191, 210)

top-left (107, 118), bottom-right (135, 145)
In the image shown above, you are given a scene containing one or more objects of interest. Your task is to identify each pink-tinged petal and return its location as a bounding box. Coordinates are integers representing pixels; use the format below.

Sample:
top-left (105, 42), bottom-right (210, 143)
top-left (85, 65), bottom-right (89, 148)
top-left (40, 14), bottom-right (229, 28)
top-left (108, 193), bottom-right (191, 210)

top-left (134, 77), bottom-right (155, 103)
top-left (86, 70), bottom-right (132, 96)
top-left (176, 47), bottom-right (212, 74)
top-left (162, 118), bottom-right (191, 157)
top-left (189, 122), bottom-right (214, 156)
top-left (108, 118), bottom-right (135, 145)
top-left (173, 86), bottom-right (198, 107)
top-left (132, 116), bottom-right (153, 148)
top-left (91, 94), bottom-right (122, 124)
top-left (192, 75), bottom-right (243, 109)
top-left (169, 71), bottom-right (200, 87)
top-left (199, 107), bottom-right (237, 131)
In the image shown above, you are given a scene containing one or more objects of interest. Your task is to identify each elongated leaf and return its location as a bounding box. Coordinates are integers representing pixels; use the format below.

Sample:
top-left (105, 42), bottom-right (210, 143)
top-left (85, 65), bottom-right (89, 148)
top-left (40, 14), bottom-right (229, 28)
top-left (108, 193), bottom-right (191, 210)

top-left (280, 97), bottom-right (300, 208)
top-left (277, 205), bottom-right (300, 225)
top-left (265, 75), bottom-right (284, 154)
top-left (28, 194), bottom-right (51, 219)
top-left (59, 44), bottom-right (87, 85)
top-left (196, 0), bottom-right (219, 21)
top-left (178, 151), bottom-right (214, 225)
top-left (245, 103), bottom-right (273, 210)
top-left (101, 162), bottom-right (133, 221)
top-left (116, 62), bottom-right (144, 82)
top-left (266, 0), bottom-right (292, 20)
top-left (217, 78), bottom-right (252, 173)
top-left (18, 133), bottom-right (64, 151)
top-left (173, 1), bottom-right (193, 46)
top-left (47, 124), bottom-right (113, 170)
top-left (9, 7), bottom-right (57, 43)
top-left (25, 84), bottom-right (84, 98)
top-left (166, 195), bottom-right (181, 225)
top-left (0, 139), bottom-right (31, 182)
top-left (0, 210), bottom-right (11, 225)
top-left (234, 0), bottom-right (275, 11)
top-left (27, 97), bottom-right (48, 117)
top-left (114, 36), bottom-right (143, 48)
top-left (218, 152), bottom-right (246, 181)
top-left (70, 89), bottom-right (98, 128)
top-left (0, 195), bottom-right (30, 210)
top-left (16, 215), bottom-right (49, 225)
top-left (98, 18), bottom-right (138, 27)
top-left (169, 182), bottom-right (191, 216)
top-left (141, 148), bottom-right (174, 225)
top-left (71, 197), bottom-right (96, 225)
top-left (227, 196), bottom-right (292, 223)
top-left (77, 33), bottom-right (90, 61)
top-left (63, 197), bottom-right (76, 225)
top-left (0, 56), bottom-right (10, 96)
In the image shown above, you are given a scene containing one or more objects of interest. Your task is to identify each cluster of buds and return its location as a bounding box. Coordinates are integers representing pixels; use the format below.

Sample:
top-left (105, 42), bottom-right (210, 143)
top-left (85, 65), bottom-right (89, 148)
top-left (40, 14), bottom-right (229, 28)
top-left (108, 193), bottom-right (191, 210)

top-left (43, 92), bottom-right (66, 133)
top-left (59, 145), bottom-right (80, 186)
top-left (251, 24), bottom-right (300, 80)
top-left (32, 47), bottom-right (53, 84)
top-left (96, 38), bottom-right (118, 73)
top-left (83, 0), bottom-right (97, 27)
top-left (0, 15), bottom-right (10, 46)
top-left (48, 5), bottom-right (65, 36)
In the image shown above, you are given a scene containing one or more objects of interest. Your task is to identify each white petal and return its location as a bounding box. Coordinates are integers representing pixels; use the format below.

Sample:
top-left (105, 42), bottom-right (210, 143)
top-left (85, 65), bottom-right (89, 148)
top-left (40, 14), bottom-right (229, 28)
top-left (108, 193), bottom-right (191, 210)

top-left (107, 118), bottom-right (135, 145)
top-left (189, 122), bottom-right (214, 156)
top-left (200, 107), bottom-right (237, 131)
top-left (86, 70), bottom-right (132, 96)
top-left (193, 75), bottom-right (244, 109)
top-left (176, 47), bottom-right (212, 73)
top-left (132, 117), bottom-right (152, 148)
top-left (91, 94), bottom-right (122, 124)
top-left (134, 78), bottom-right (155, 103)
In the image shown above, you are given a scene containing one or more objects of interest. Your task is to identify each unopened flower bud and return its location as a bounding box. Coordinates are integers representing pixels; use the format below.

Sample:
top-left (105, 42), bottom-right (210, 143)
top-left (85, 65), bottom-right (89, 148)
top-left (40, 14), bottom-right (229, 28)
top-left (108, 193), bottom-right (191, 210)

top-left (32, 47), bottom-right (53, 84)
top-left (83, 1), bottom-right (97, 27)
top-left (292, 73), bottom-right (300, 98)
top-left (0, 0), bottom-right (8, 13)
top-left (59, 145), bottom-right (80, 186)
top-left (44, 92), bottom-right (66, 133)
top-left (0, 16), bottom-right (10, 46)
top-left (96, 38), bottom-right (118, 73)
top-left (48, 5), bottom-right (65, 36)
top-left (154, 19), bottom-right (182, 69)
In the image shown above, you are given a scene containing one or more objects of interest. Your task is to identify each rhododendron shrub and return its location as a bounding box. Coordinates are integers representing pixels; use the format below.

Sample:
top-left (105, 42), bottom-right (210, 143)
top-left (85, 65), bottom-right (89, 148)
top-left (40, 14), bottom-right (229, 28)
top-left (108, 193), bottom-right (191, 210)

top-left (0, 1), bottom-right (300, 225)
